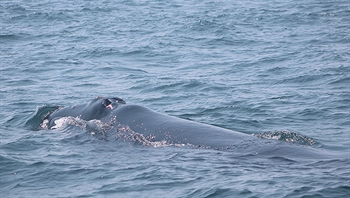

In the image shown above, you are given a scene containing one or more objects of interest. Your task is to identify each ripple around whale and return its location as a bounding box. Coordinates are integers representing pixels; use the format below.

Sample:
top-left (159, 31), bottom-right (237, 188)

top-left (26, 97), bottom-right (341, 160)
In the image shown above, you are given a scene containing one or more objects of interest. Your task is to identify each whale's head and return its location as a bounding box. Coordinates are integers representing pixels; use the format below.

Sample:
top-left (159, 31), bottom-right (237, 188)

top-left (48, 96), bottom-right (127, 127)
top-left (26, 96), bottom-right (128, 130)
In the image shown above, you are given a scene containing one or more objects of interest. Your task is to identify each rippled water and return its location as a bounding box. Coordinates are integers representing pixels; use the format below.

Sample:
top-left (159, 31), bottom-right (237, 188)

top-left (1, 0), bottom-right (350, 197)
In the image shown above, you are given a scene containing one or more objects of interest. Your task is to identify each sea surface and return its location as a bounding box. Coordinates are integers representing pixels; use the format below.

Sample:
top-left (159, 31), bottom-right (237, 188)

top-left (1, 0), bottom-right (350, 197)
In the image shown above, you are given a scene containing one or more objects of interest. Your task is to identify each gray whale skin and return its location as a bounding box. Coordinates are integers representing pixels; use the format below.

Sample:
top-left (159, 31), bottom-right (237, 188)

top-left (43, 96), bottom-right (335, 158)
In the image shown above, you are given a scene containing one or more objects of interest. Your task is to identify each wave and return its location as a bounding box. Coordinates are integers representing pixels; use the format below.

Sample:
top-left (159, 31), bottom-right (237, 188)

top-left (253, 130), bottom-right (316, 146)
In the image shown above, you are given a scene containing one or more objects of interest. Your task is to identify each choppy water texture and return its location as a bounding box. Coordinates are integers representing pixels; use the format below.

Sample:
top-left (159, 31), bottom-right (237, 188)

top-left (1, 0), bottom-right (350, 197)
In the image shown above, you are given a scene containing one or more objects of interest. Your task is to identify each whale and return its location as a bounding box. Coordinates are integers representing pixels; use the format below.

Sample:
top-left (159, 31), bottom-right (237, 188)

top-left (29, 96), bottom-right (339, 159)
top-left (41, 97), bottom-right (253, 146)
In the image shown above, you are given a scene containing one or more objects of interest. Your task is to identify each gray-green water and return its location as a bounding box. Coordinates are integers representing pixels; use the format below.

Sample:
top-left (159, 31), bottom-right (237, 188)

top-left (1, 0), bottom-right (349, 197)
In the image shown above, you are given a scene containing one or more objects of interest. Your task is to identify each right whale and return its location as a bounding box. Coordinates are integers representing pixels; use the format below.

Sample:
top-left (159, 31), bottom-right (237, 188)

top-left (28, 96), bottom-right (340, 159)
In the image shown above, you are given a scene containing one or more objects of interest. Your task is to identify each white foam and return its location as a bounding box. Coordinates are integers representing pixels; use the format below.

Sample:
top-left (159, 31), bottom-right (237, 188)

top-left (51, 117), bottom-right (70, 129)
top-left (40, 119), bottom-right (49, 130)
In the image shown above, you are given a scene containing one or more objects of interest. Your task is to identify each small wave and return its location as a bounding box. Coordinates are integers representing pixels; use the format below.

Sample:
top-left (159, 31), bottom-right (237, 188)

top-left (253, 130), bottom-right (316, 146)
top-left (5, 4), bottom-right (26, 12)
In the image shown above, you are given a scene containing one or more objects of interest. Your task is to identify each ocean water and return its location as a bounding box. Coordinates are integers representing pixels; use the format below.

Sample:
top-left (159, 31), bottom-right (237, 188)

top-left (1, 0), bottom-right (350, 197)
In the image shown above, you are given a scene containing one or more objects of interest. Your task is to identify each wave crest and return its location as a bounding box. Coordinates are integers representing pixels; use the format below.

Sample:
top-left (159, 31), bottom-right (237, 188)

top-left (253, 130), bottom-right (316, 146)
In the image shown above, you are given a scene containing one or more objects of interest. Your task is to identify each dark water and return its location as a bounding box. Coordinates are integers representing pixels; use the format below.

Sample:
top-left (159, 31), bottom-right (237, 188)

top-left (1, 0), bottom-right (350, 197)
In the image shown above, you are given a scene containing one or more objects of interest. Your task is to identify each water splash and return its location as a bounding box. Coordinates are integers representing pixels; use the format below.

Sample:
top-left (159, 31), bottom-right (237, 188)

top-left (115, 124), bottom-right (184, 148)
top-left (253, 130), bottom-right (316, 146)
